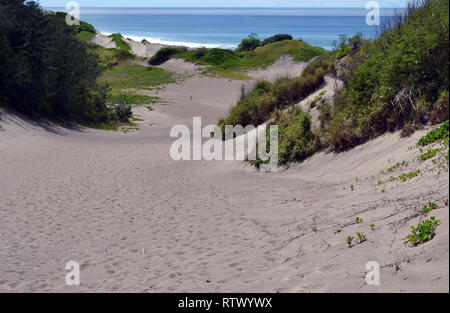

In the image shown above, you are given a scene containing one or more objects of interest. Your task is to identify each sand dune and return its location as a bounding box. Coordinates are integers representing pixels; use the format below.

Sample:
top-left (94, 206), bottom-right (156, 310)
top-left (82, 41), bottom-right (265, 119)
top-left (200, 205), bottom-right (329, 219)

top-left (0, 59), bottom-right (448, 293)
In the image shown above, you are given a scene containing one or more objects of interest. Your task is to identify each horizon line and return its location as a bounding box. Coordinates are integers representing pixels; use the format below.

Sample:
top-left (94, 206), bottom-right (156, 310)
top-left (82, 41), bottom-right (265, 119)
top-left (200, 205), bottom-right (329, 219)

top-left (44, 6), bottom-right (407, 9)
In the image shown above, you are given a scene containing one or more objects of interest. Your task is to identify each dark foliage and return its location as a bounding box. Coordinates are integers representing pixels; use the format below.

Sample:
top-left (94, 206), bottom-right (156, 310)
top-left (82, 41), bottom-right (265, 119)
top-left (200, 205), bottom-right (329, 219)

top-left (0, 1), bottom-right (112, 123)
top-left (262, 34), bottom-right (293, 46)
top-left (237, 34), bottom-right (262, 52)
top-left (149, 47), bottom-right (188, 65)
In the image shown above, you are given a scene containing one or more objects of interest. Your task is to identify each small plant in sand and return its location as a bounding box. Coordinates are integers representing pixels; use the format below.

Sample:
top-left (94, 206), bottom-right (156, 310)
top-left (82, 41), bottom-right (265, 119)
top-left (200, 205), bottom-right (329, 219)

top-left (354, 217), bottom-right (363, 224)
top-left (381, 188), bottom-right (386, 193)
top-left (419, 148), bottom-right (442, 161)
top-left (356, 232), bottom-right (367, 244)
top-left (419, 202), bottom-right (438, 216)
top-left (346, 236), bottom-right (354, 248)
top-left (398, 169), bottom-right (421, 182)
top-left (386, 161), bottom-right (409, 173)
top-left (404, 217), bottom-right (441, 246)
top-left (370, 223), bottom-right (375, 231)
top-left (350, 184), bottom-right (355, 191)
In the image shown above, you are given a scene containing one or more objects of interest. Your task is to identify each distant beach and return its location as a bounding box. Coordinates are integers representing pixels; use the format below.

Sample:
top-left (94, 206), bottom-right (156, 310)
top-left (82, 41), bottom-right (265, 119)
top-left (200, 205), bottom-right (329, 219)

top-left (46, 7), bottom-right (397, 50)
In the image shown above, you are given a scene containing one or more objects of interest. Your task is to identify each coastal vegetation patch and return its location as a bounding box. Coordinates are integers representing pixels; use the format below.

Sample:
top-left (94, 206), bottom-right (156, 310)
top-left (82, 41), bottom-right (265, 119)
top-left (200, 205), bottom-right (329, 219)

top-left (108, 33), bottom-right (132, 52)
top-left (149, 39), bottom-right (325, 80)
top-left (322, 0), bottom-right (449, 152)
top-left (98, 62), bottom-right (175, 91)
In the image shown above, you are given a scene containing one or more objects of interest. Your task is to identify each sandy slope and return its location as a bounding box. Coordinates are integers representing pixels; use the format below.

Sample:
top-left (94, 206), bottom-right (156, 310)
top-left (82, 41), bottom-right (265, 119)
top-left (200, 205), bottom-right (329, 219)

top-left (0, 59), bottom-right (448, 293)
top-left (90, 33), bottom-right (168, 58)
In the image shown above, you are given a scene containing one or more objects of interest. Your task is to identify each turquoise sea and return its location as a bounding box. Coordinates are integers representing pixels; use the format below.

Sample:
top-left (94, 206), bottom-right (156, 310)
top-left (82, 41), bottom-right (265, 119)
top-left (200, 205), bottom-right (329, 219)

top-left (47, 7), bottom-right (398, 50)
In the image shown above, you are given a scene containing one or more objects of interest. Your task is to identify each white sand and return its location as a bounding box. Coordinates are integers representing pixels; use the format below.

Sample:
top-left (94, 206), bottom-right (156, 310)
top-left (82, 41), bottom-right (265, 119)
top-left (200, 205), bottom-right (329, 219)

top-left (248, 55), bottom-right (308, 82)
top-left (0, 58), bottom-right (448, 293)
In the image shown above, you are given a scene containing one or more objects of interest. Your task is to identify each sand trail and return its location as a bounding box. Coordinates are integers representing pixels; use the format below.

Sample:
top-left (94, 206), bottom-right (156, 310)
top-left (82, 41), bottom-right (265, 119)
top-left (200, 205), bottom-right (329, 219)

top-left (0, 60), bottom-right (448, 293)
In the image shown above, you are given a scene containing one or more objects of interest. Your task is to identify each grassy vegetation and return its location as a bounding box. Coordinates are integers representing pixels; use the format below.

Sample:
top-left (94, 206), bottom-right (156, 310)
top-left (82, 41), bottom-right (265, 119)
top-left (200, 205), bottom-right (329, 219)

top-left (76, 31), bottom-right (96, 41)
top-left (150, 40), bottom-right (325, 80)
top-left (419, 148), bottom-right (442, 160)
top-left (219, 52), bottom-right (334, 128)
top-left (270, 108), bottom-right (318, 166)
top-left (231, 0), bottom-right (448, 169)
top-left (398, 169), bottom-right (421, 181)
top-left (98, 62), bottom-right (175, 91)
top-left (88, 44), bottom-right (135, 69)
top-left (108, 33), bottom-right (132, 51)
top-left (322, 0), bottom-right (449, 152)
top-left (107, 93), bottom-right (157, 106)
top-left (381, 161), bottom-right (409, 174)
top-left (217, 52), bottom-right (334, 166)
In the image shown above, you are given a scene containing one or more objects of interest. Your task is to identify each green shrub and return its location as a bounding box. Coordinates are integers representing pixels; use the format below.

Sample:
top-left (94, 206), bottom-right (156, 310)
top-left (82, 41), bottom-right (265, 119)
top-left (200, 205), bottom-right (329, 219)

top-left (335, 33), bottom-right (363, 58)
top-left (76, 31), bottom-right (96, 41)
top-left (404, 217), bottom-right (440, 246)
top-left (149, 47), bottom-right (188, 66)
top-left (237, 34), bottom-right (262, 52)
top-left (262, 34), bottom-right (293, 46)
top-left (113, 104), bottom-right (132, 122)
top-left (88, 44), bottom-right (134, 69)
top-left (270, 108), bottom-right (318, 166)
top-left (0, 2), bottom-right (114, 123)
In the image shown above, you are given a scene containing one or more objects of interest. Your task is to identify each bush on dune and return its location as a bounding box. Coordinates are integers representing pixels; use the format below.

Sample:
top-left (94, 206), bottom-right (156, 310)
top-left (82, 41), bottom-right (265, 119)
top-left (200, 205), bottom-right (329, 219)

top-left (262, 34), bottom-right (294, 46)
top-left (323, 0), bottom-right (449, 152)
top-left (237, 33), bottom-right (262, 52)
top-left (218, 52), bottom-right (333, 131)
top-left (149, 47), bottom-right (188, 65)
top-left (270, 108), bottom-right (319, 166)
top-left (88, 44), bottom-right (135, 69)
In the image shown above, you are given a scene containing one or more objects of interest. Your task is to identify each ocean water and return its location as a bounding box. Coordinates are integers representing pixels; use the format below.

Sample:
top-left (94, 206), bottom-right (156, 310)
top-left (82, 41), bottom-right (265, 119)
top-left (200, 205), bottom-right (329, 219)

top-left (47, 7), bottom-right (397, 50)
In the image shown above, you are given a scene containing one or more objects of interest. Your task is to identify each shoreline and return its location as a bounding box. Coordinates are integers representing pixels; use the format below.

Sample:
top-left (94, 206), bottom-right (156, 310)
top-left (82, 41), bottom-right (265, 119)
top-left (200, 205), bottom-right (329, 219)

top-left (103, 32), bottom-right (236, 50)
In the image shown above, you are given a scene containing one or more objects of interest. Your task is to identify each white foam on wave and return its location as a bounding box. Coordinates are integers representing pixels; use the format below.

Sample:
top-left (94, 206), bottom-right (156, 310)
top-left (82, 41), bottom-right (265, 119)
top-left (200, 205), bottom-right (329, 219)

top-left (102, 32), bottom-right (236, 49)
